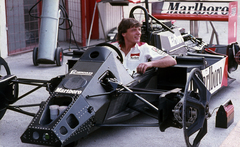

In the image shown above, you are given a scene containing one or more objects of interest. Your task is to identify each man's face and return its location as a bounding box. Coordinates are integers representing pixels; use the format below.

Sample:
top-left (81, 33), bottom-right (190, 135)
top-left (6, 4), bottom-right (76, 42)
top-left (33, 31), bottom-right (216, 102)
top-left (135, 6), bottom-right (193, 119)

top-left (122, 26), bottom-right (141, 44)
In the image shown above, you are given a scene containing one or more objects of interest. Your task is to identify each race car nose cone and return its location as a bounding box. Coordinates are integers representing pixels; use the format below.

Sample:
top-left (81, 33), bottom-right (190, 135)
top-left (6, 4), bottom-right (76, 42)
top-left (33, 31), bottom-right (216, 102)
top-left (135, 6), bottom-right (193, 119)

top-left (21, 93), bottom-right (96, 146)
top-left (21, 128), bottom-right (61, 146)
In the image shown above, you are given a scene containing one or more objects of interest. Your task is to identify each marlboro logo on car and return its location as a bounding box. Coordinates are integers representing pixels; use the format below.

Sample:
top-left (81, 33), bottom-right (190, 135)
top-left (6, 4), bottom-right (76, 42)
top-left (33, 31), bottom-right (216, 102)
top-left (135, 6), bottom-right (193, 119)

top-left (152, 1), bottom-right (230, 16)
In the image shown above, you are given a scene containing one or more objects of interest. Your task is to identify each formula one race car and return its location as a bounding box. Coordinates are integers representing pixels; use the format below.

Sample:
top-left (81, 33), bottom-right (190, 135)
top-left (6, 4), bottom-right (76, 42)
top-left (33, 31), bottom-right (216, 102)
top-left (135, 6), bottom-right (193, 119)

top-left (0, 4), bottom-right (239, 147)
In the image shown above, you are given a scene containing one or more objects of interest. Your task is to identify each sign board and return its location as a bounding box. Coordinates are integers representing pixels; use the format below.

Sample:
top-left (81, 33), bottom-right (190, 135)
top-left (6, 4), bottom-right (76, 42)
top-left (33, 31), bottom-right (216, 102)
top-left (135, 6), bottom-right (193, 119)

top-left (152, 1), bottom-right (238, 44)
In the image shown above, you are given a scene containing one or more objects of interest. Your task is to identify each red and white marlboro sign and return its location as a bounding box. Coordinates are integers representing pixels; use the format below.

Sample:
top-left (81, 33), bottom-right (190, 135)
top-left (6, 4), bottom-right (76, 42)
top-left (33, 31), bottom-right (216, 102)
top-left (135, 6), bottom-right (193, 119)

top-left (152, 1), bottom-right (238, 44)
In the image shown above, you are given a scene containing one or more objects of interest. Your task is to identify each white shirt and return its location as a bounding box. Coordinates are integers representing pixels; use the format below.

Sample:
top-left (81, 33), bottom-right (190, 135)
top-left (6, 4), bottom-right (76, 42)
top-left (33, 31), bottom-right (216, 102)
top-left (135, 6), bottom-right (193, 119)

top-left (111, 42), bottom-right (168, 75)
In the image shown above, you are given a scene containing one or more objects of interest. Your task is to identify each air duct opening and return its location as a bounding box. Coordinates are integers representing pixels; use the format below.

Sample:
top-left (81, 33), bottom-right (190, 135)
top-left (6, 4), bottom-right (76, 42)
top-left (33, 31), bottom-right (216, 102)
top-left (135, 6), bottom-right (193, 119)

top-left (66, 114), bottom-right (79, 129)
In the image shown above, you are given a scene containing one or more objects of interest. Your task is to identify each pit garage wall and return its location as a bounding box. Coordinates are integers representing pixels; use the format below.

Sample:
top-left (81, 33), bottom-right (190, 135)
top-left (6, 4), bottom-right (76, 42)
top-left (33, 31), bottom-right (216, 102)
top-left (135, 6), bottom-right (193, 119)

top-left (98, 3), bottom-right (123, 40)
top-left (98, 2), bottom-right (145, 40)
top-left (0, 1), bottom-right (8, 58)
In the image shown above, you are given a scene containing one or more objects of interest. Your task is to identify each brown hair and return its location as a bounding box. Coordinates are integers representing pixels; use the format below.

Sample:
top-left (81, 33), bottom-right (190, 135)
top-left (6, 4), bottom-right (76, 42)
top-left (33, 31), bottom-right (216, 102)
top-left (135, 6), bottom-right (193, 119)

top-left (117, 18), bottom-right (142, 47)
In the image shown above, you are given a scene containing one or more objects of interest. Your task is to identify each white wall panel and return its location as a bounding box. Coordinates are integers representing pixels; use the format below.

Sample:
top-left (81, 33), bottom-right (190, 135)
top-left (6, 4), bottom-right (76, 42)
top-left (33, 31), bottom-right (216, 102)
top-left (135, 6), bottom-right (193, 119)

top-left (98, 3), bottom-right (123, 39)
top-left (0, 1), bottom-right (7, 58)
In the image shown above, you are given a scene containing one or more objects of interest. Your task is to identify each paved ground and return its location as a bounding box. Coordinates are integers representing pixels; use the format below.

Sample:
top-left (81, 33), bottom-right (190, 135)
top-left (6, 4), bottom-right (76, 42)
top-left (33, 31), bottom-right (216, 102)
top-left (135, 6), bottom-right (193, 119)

top-left (0, 4), bottom-right (240, 147)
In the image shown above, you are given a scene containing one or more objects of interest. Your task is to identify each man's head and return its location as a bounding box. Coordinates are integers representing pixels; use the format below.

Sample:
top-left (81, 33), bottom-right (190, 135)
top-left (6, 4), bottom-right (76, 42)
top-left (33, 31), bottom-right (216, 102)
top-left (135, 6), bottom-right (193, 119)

top-left (117, 18), bottom-right (142, 47)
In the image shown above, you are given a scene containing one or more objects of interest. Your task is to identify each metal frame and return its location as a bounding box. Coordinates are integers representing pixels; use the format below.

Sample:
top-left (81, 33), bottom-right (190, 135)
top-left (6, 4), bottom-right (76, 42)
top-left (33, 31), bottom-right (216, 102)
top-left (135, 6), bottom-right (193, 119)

top-left (6, 78), bottom-right (49, 117)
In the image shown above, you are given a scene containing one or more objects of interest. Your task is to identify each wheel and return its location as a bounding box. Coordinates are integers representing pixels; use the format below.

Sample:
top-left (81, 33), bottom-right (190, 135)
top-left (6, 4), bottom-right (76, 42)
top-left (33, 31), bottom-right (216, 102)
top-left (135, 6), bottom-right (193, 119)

top-left (33, 47), bottom-right (39, 66)
top-left (0, 57), bottom-right (11, 75)
top-left (0, 57), bottom-right (12, 120)
top-left (228, 43), bottom-right (239, 72)
top-left (182, 68), bottom-right (211, 147)
top-left (0, 108), bottom-right (7, 120)
top-left (96, 43), bottom-right (123, 63)
top-left (55, 47), bottom-right (63, 66)
top-left (0, 92), bottom-right (12, 120)
top-left (0, 93), bottom-right (7, 120)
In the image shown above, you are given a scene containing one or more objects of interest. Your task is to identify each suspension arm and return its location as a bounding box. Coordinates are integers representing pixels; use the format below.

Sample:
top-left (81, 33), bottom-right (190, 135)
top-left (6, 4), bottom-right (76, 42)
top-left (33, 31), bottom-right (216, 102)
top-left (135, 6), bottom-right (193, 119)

top-left (121, 85), bottom-right (158, 112)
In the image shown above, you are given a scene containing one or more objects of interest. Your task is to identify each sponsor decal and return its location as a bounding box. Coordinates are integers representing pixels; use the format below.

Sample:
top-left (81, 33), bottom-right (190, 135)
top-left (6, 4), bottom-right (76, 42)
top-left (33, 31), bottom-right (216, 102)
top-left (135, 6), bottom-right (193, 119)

top-left (153, 1), bottom-right (230, 16)
top-left (151, 47), bottom-right (168, 56)
top-left (168, 35), bottom-right (184, 47)
top-left (203, 66), bottom-right (222, 91)
top-left (70, 70), bottom-right (93, 76)
top-left (131, 53), bottom-right (140, 59)
top-left (167, 2), bottom-right (229, 15)
top-left (202, 58), bottom-right (225, 93)
top-left (55, 87), bottom-right (82, 95)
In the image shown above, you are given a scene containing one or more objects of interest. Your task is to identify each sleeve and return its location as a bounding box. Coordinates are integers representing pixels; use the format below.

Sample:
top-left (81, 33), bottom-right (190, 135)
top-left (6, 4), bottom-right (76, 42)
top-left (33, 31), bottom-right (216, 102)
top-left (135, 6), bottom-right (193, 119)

top-left (145, 44), bottom-right (168, 61)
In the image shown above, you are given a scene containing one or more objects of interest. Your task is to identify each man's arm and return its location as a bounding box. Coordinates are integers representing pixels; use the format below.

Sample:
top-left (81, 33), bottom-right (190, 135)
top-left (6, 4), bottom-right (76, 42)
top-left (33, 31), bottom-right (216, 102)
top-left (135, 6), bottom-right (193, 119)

top-left (137, 55), bottom-right (177, 74)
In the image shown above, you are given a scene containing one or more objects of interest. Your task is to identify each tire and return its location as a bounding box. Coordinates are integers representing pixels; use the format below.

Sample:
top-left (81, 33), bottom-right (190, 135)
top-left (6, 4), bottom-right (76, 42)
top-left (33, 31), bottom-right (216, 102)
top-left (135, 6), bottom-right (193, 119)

top-left (0, 108), bottom-right (6, 120)
top-left (0, 92), bottom-right (8, 120)
top-left (33, 47), bottom-right (39, 66)
top-left (55, 47), bottom-right (63, 66)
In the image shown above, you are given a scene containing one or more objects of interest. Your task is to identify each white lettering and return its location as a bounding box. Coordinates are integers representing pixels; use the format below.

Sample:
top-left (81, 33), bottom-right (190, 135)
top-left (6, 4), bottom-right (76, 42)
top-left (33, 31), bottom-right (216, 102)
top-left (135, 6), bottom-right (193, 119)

top-left (70, 70), bottom-right (93, 76)
top-left (55, 88), bottom-right (82, 95)
top-left (203, 66), bottom-right (222, 91)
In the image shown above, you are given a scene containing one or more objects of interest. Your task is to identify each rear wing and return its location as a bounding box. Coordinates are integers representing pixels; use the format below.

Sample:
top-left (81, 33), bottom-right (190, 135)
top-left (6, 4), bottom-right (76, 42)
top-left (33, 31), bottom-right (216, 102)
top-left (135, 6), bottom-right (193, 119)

top-left (152, 1), bottom-right (238, 44)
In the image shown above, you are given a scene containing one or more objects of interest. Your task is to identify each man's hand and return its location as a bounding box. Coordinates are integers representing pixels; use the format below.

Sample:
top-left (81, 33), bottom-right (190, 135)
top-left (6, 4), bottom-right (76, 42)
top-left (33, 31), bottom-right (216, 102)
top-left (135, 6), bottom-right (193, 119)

top-left (136, 56), bottom-right (177, 74)
top-left (137, 62), bottom-right (153, 74)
